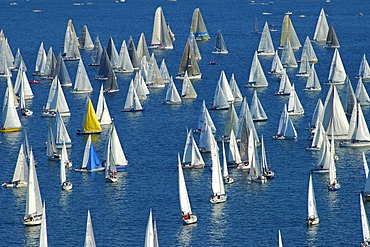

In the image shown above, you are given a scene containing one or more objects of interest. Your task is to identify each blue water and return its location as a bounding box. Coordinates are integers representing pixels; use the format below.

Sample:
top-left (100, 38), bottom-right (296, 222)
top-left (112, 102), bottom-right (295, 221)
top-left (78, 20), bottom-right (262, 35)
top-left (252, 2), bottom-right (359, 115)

top-left (0, 0), bottom-right (369, 246)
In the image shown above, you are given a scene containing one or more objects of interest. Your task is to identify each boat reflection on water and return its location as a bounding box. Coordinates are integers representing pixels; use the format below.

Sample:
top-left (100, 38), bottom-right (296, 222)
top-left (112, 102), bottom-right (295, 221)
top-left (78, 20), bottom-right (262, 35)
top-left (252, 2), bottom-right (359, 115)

top-left (24, 224), bottom-right (40, 246)
top-left (176, 221), bottom-right (197, 246)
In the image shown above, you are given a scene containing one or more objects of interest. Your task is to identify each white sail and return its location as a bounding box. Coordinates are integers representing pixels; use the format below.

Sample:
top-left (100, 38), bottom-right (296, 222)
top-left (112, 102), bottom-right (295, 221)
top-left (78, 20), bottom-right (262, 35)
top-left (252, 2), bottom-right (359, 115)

top-left (278, 230), bottom-right (284, 247)
top-left (182, 129), bottom-right (204, 168)
top-left (223, 103), bottom-right (239, 138)
top-left (144, 209), bottom-right (159, 247)
top-left (164, 77), bottom-right (182, 104)
top-left (211, 81), bottom-right (230, 110)
top-left (84, 210), bottom-right (96, 247)
top-left (61, 141), bottom-right (72, 168)
top-left (14, 66), bottom-right (33, 99)
top-left (63, 19), bottom-right (80, 60)
top-left (257, 22), bottom-right (274, 55)
top-left (343, 76), bottom-right (356, 116)
top-left (281, 39), bottom-right (297, 68)
top-left (305, 63), bottom-right (321, 91)
top-left (355, 77), bottom-right (370, 105)
top-left (146, 53), bottom-right (165, 88)
top-left (103, 123), bottom-right (128, 168)
top-left (250, 90), bottom-right (267, 121)
top-left (137, 33), bottom-right (151, 63)
top-left (10, 143), bottom-right (28, 186)
top-left (212, 30), bottom-right (228, 54)
top-left (1, 81), bottom-right (21, 131)
top-left (96, 85), bottom-right (112, 125)
top-left (60, 146), bottom-right (67, 185)
top-left (117, 40), bottom-right (134, 73)
top-left (39, 202), bottom-right (48, 247)
top-left (178, 153), bottom-right (192, 215)
top-left (189, 32), bottom-right (201, 61)
top-left (297, 55), bottom-right (310, 76)
top-left (246, 51), bottom-right (269, 87)
top-left (197, 100), bottom-right (216, 133)
top-left (134, 71), bottom-right (149, 100)
top-left (123, 80), bottom-right (143, 111)
top-left (73, 59), bottom-right (93, 93)
top-left (309, 121), bottom-right (325, 150)
top-left (53, 110), bottom-right (72, 148)
top-left (315, 135), bottom-right (331, 171)
top-left (328, 49), bottom-right (346, 84)
top-left (24, 148), bottom-right (43, 225)
top-left (151, 7), bottom-right (173, 49)
top-left (211, 138), bottom-right (225, 197)
top-left (275, 104), bottom-right (297, 139)
top-left (361, 194), bottom-right (370, 244)
top-left (44, 76), bottom-right (70, 117)
top-left (359, 54), bottom-right (370, 79)
top-left (307, 175), bottom-right (319, 220)
top-left (270, 50), bottom-right (284, 74)
top-left (228, 73), bottom-right (243, 102)
top-left (328, 134), bottom-right (338, 186)
top-left (346, 102), bottom-right (370, 142)
top-left (275, 69), bottom-right (292, 95)
top-left (34, 42), bottom-right (47, 74)
top-left (310, 99), bottom-right (324, 129)
top-left (280, 14), bottom-right (301, 50)
top-left (218, 70), bottom-right (234, 102)
top-left (313, 8), bottom-right (329, 42)
top-left (80, 25), bottom-right (94, 50)
top-left (199, 122), bottom-right (214, 153)
top-left (236, 97), bottom-right (260, 144)
top-left (181, 71), bottom-right (197, 99)
top-left (287, 84), bottom-right (304, 115)
top-left (159, 59), bottom-right (171, 83)
top-left (320, 83), bottom-right (349, 138)
top-left (227, 129), bottom-right (242, 165)
top-left (301, 36), bottom-right (318, 63)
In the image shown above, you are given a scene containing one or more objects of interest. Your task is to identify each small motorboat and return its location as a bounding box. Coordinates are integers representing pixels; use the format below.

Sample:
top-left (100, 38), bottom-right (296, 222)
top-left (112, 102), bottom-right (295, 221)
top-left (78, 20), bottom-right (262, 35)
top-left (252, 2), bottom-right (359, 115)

top-left (209, 61), bottom-right (217, 65)
top-left (29, 79), bottom-right (40, 84)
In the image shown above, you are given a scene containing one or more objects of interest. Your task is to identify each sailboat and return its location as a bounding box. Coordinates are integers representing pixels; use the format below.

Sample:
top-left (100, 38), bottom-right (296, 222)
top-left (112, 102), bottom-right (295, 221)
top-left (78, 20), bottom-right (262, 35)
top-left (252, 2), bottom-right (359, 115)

top-left (196, 100), bottom-right (216, 133)
top-left (181, 71), bottom-right (197, 99)
top-left (356, 77), bottom-right (370, 105)
top-left (210, 137), bottom-right (227, 203)
top-left (247, 128), bottom-right (267, 183)
top-left (106, 37), bottom-right (120, 69)
top-left (96, 49), bottom-right (113, 80)
top-left (229, 74), bottom-right (243, 102)
top-left (116, 40), bottom-right (135, 73)
top-left (72, 59), bottom-right (93, 93)
top-left (306, 121), bottom-right (325, 151)
top-left (260, 135), bottom-right (274, 179)
top-left (96, 85), bottom-right (112, 125)
top-left (61, 142), bottom-right (72, 168)
top-left (146, 53), bottom-right (165, 88)
top-left (320, 83), bottom-right (349, 138)
top-left (222, 140), bottom-right (234, 184)
top-left (327, 48), bottom-right (346, 84)
top-left (42, 76), bottom-right (70, 117)
top-left (84, 210), bottom-right (96, 247)
top-left (163, 77), bottom-right (182, 104)
top-left (217, 70), bottom-right (234, 102)
top-left (281, 39), bottom-right (298, 68)
top-left (212, 30), bottom-right (228, 54)
top-left (250, 90), bottom-right (267, 121)
top-left (278, 230), bottom-right (284, 247)
top-left (33, 42), bottom-right (47, 75)
top-left (189, 31), bottom-right (201, 60)
top-left (127, 36), bottom-right (140, 69)
top-left (89, 36), bottom-right (103, 66)
top-left (359, 54), bottom-right (370, 80)
top-left (79, 25), bottom-right (94, 50)
top-left (104, 135), bottom-right (118, 183)
top-left (77, 97), bottom-right (102, 135)
top-left (159, 59), bottom-right (171, 83)
top-left (55, 53), bottom-right (72, 86)
top-left (221, 102), bottom-right (238, 141)
top-left (137, 33), bottom-right (151, 63)
top-left (273, 104), bottom-right (297, 140)
top-left (211, 84), bottom-right (230, 110)
top-left (19, 77), bottom-right (33, 116)
top-left (250, 15), bottom-right (260, 34)
top-left (325, 23), bottom-right (340, 48)
top-left (75, 135), bottom-right (104, 172)
top-left (190, 8), bottom-right (210, 41)
top-left (60, 144), bottom-right (73, 190)
top-left (122, 80), bottom-right (144, 112)
top-left (150, 7), bottom-right (173, 49)
top-left (280, 14), bottom-right (301, 50)
top-left (176, 38), bottom-right (202, 80)
top-left (46, 126), bottom-right (61, 161)
top-left (269, 50), bottom-right (284, 75)
top-left (360, 194), bottom-right (370, 246)
top-left (300, 36), bottom-right (318, 63)
top-left (236, 97), bottom-right (260, 145)
top-left (246, 51), bottom-right (269, 87)
top-left (178, 153), bottom-right (197, 224)
top-left (306, 174), bottom-right (319, 225)
top-left (53, 110), bottom-right (72, 148)
top-left (328, 134), bottom-right (340, 191)
top-left (363, 153), bottom-right (370, 201)
top-left (41, 47), bottom-right (56, 79)
top-left (144, 209), bottom-right (160, 247)
top-left (182, 129), bottom-right (204, 169)
top-left (257, 22), bottom-right (275, 55)
top-left (340, 102), bottom-right (370, 147)
top-left (102, 123), bottom-right (128, 171)
top-left (296, 55), bottom-right (310, 77)
top-left (0, 82), bottom-right (22, 132)
top-left (63, 19), bottom-right (80, 61)
top-left (199, 122), bottom-right (214, 153)
top-left (305, 63), bottom-right (321, 91)
top-left (287, 84), bottom-right (304, 115)
top-left (39, 202), bottom-right (48, 247)
top-left (312, 134), bottom-right (331, 172)
top-left (2, 143), bottom-right (28, 187)
top-left (313, 8), bottom-right (329, 43)
top-left (274, 68), bottom-right (292, 96)
top-left (343, 76), bottom-right (357, 116)
top-left (13, 48), bottom-right (27, 72)
top-left (104, 68), bottom-right (119, 93)
top-left (227, 129), bottom-right (242, 167)
top-left (14, 65), bottom-right (33, 99)
top-left (23, 148), bottom-right (43, 225)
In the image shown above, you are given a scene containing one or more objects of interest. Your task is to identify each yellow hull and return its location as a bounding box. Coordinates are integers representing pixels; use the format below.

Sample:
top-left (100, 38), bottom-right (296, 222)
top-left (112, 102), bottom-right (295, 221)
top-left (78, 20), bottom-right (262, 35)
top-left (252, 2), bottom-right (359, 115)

top-left (0, 127), bottom-right (21, 132)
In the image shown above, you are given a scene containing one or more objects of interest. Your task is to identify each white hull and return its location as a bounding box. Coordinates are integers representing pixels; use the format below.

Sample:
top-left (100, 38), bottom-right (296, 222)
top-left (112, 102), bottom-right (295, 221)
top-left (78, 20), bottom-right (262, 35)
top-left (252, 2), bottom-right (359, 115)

top-left (305, 146), bottom-right (320, 151)
top-left (176, 74), bottom-right (202, 80)
top-left (249, 176), bottom-right (267, 183)
top-left (182, 163), bottom-right (205, 169)
top-left (306, 217), bottom-right (319, 225)
top-left (62, 182), bottom-right (73, 191)
top-left (2, 181), bottom-right (27, 188)
top-left (74, 167), bottom-right (105, 172)
top-left (296, 73), bottom-right (309, 77)
top-left (210, 194), bottom-right (227, 204)
top-left (273, 135), bottom-right (297, 140)
top-left (23, 215), bottom-right (42, 226)
top-left (182, 215), bottom-right (197, 225)
top-left (212, 51), bottom-right (228, 54)
top-left (224, 176), bottom-right (234, 184)
top-left (339, 141), bottom-right (370, 147)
